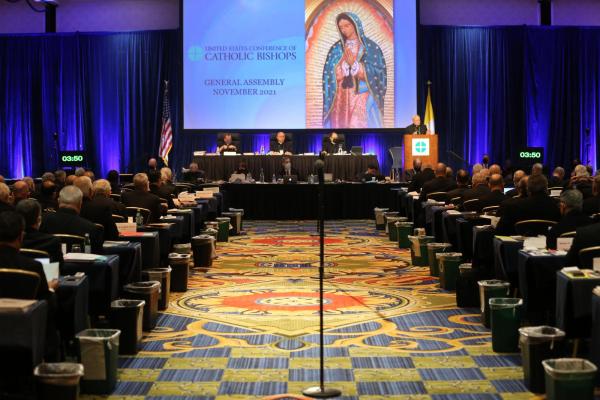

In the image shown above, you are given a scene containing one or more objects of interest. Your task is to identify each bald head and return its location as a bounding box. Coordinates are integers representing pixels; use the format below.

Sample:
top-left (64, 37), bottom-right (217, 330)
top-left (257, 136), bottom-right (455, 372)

top-left (133, 173), bottom-right (149, 192)
top-left (412, 115), bottom-right (421, 125)
top-left (489, 174), bottom-right (504, 191)
top-left (513, 170), bottom-right (526, 186)
top-left (12, 181), bottom-right (29, 203)
top-left (472, 173), bottom-right (487, 187)
top-left (0, 183), bottom-right (10, 204)
top-left (73, 176), bottom-right (93, 199)
top-left (413, 158), bottom-right (422, 171)
top-left (531, 163), bottom-right (544, 176)
top-left (435, 163), bottom-right (447, 177)
top-left (489, 164), bottom-right (502, 176)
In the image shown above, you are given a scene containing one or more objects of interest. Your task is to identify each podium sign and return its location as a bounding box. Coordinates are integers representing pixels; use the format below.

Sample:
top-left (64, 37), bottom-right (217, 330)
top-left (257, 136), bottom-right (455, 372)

top-left (404, 134), bottom-right (438, 171)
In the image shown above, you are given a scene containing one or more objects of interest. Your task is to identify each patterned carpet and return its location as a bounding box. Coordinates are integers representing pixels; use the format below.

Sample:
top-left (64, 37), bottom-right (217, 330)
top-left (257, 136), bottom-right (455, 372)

top-left (82, 220), bottom-right (541, 400)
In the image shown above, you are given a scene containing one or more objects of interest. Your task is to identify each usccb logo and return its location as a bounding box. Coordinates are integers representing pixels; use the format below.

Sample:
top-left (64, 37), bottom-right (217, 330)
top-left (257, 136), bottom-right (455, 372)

top-left (188, 46), bottom-right (203, 62)
top-left (412, 138), bottom-right (429, 156)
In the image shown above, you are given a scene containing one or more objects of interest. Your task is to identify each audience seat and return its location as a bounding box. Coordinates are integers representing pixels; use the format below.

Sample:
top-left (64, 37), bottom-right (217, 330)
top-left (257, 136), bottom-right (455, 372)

top-left (482, 205), bottom-right (499, 215)
top-left (53, 234), bottom-right (86, 253)
top-left (0, 269), bottom-right (40, 299)
top-left (427, 192), bottom-right (448, 202)
top-left (112, 214), bottom-right (126, 223)
top-left (578, 246), bottom-right (600, 269)
top-left (125, 207), bottom-right (151, 225)
top-left (463, 199), bottom-right (481, 212)
top-left (19, 248), bottom-right (50, 260)
top-left (514, 219), bottom-right (557, 236)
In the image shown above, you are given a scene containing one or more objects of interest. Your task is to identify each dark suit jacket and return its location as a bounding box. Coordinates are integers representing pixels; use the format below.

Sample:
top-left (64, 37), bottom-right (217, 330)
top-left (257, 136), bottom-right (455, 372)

top-left (445, 185), bottom-right (469, 203)
top-left (405, 124), bottom-right (428, 134)
top-left (419, 177), bottom-right (457, 202)
top-left (479, 189), bottom-right (506, 209)
top-left (150, 184), bottom-right (175, 209)
top-left (404, 168), bottom-right (420, 182)
top-left (461, 185), bottom-right (491, 203)
top-left (546, 210), bottom-right (593, 249)
top-left (571, 180), bottom-right (593, 198)
top-left (110, 183), bottom-right (121, 195)
top-left (322, 141), bottom-right (344, 155)
top-left (583, 196), bottom-right (600, 215)
top-left (23, 229), bottom-right (64, 263)
top-left (182, 171), bottom-right (205, 184)
top-left (277, 167), bottom-right (300, 179)
top-left (566, 222), bottom-right (600, 266)
top-left (270, 141), bottom-right (293, 154)
top-left (40, 207), bottom-right (104, 253)
top-left (360, 172), bottom-right (385, 182)
top-left (121, 189), bottom-right (163, 223)
top-left (408, 168), bottom-right (435, 193)
top-left (0, 245), bottom-right (52, 302)
top-left (548, 177), bottom-right (567, 188)
top-left (496, 194), bottom-right (561, 235)
top-left (80, 197), bottom-right (119, 240)
top-left (0, 201), bottom-right (14, 213)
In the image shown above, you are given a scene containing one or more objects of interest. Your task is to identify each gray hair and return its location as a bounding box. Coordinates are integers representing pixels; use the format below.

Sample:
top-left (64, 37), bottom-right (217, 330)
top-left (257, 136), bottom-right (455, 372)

top-left (74, 167), bottom-right (86, 177)
top-left (553, 166), bottom-right (565, 178)
top-left (472, 163), bottom-right (483, 175)
top-left (133, 173), bottom-right (149, 191)
top-left (574, 164), bottom-right (589, 178)
top-left (0, 183), bottom-right (9, 203)
top-left (472, 172), bottom-right (487, 187)
top-left (59, 185), bottom-right (83, 207)
top-left (73, 176), bottom-right (93, 197)
top-left (41, 172), bottom-right (55, 182)
top-left (160, 167), bottom-right (172, 182)
top-left (560, 189), bottom-right (583, 211)
top-left (92, 179), bottom-right (111, 197)
top-left (15, 198), bottom-right (42, 228)
top-left (531, 163), bottom-right (543, 175)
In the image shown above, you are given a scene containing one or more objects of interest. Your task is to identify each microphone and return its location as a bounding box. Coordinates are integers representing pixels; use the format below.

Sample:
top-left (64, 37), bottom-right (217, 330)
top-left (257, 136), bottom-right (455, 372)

top-left (314, 159), bottom-right (325, 184)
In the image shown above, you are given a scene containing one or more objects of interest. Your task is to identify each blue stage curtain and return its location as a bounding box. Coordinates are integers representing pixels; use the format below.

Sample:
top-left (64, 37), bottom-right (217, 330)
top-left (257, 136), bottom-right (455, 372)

top-left (420, 26), bottom-right (600, 171)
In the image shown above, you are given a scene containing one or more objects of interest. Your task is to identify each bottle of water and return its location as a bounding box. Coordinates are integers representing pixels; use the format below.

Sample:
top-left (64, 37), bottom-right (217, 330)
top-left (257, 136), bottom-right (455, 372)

top-left (135, 209), bottom-right (143, 227)
top-left (259, 168), bottom-right (265, 183)
top-left (272, 173), bottom-right (277, 183)
top-left (84, 233), bottom-right (91, 254)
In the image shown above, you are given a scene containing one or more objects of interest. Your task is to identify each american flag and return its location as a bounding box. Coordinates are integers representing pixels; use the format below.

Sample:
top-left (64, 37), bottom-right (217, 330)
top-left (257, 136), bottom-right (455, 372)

top-left (158, 80), bottom-right (172, 166)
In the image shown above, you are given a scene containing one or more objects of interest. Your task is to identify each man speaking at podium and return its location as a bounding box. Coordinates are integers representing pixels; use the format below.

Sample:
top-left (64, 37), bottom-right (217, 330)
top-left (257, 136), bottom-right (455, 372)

top-left (406, 114), bottom-right (428, 135)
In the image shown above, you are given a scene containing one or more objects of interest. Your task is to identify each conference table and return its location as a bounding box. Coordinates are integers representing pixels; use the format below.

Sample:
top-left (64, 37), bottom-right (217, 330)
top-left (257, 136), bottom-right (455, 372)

top-left (556, 270), bottom-right (600, 338)
top-left (192, 154), bottom-right (379, 182)
top-left (221, 182), bottom-right (401, 220)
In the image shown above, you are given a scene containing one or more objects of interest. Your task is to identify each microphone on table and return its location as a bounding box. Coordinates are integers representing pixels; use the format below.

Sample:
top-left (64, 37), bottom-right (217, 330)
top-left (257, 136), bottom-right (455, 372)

top-left (315, 159), bottom-right (325, 185)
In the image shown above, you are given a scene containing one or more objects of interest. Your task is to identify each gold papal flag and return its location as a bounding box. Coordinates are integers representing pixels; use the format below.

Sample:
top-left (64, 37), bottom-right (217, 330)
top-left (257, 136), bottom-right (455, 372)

top-left (424, 82), bottom-right (435, 134)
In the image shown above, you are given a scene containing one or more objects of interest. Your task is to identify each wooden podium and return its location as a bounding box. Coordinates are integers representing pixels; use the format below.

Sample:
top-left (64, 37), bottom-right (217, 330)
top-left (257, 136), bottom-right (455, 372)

top-left (403, 134), bottom-right (438, 170)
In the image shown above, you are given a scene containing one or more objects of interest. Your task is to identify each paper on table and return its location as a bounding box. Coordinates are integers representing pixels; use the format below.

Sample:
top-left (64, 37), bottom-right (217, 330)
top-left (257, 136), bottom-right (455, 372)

top-left (103, 241), bottom-right (130, 247)
top-left (42, 262), bottom-right (59, 281)
top-left (550, 189), bottom-right (562, 197)
top-left (204, 187), bottom-right (220, 194)
top-left (557, 238), bottom-right (573, 251)
top-left (116, 222), bottom-right (137, 233)
top-left (446, 210), bottom-right (461, 215)
top-left (63, 253), bottom-right (104, 262)
top-left (523, 236), bottom-right (547, 250)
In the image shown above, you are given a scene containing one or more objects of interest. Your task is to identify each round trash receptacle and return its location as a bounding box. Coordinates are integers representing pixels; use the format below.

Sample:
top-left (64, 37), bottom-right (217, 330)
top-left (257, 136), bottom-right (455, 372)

top-left (374, 208), bottom-right (389, 230)
top-left (222, 211), bottom-right (242, 235)
top-left (426, 243), bottom-right (452, 277)
top-left (490, 297), bottom-right (522, 353)
top-left (123, 281), bottom-right (160, 331)
top-left (382, 212), bottom-right (399, 234)
top-left (75, 329), bottom-right (120, 395)
top-left (437, 252), bottom-right (463, 291)
top-left (34, 363), bottom-right (84, 400)
top-left (142, 267), bottom-right (171, 310)
top-left (478, 280), bottom-right (510, 328)
top-left (387, 217), bottom-right (407, 242)
top-left (168, 253), bottom-right (191, 292)
top-left (543, 358), bottom-right (597, 400)
top-left (172, 243), bottom-right (191, 255)
top-left (519, 326), bottom-right (566, 393)
top-left (109, 299), bottom-right (145, 355)
top-left (215, 217), bottom-right (230, 242)
top-left (192, 235), bottom-right (214, 268)
top-left (229, 208), bottom-right (244, 231)
top-left (408, 235), bottom-right (434, 266)
top-left (397, 222), bottom-right (414, 249)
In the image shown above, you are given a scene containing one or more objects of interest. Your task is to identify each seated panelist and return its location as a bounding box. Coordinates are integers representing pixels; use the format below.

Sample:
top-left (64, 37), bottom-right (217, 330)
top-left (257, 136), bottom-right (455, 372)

top-left (322, 132), bottom-right (345, 155)
top-left (277, 156), bottom-right (299, 178)
top-left (217, 133), bottom-right (238, 154)
top-left (269, 131), bottom-right (293, 155)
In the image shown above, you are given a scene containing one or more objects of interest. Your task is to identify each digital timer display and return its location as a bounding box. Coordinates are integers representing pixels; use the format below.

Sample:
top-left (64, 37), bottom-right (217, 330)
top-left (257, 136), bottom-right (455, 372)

top-left (59, 151), bottom-right (86, 166)
top-left (516, 147), bottom-right (544, 163)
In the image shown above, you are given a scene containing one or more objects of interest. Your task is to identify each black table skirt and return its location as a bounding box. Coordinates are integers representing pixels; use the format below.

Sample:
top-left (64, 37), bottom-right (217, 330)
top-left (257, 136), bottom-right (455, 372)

top-left (221, 183), bottom-right (400, 220)
top-left (193, 154), bottom-right (379, 182)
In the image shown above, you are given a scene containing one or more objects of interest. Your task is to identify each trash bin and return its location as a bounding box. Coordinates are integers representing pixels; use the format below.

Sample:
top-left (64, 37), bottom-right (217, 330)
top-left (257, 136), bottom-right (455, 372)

top-left (437, 252), bottom-right (463, 291)
top-left (543, 358), bottom-right (597, 400)
top-left (215, 217), bottom-right (230, 242)
top-left (172, 243), bottom-right (191, 255)
top-left (426, 243), bottom-right (452, 276)
top-left (490, 297), bottom-right (522, 353)
top-left (123, 281), bottom-right (160, 331)
top-left (408, 235), bottom-right (434, 266)
top-left (374, 207), bottom-right (389, 230)
top-left (396, 221), bottom-right (414, 249)
top-left (34, 362), bottom-right (84, 400)
top-left (168, 253), bottom-right (190, 292)
top-left (519, 326), bottom-right (567, 393)
top-left (222, 211), bottom-right (242, 235)
top-left (201, 227), bottom-right (218, 247)
top-left (387, 217), bottom-right (407, 242)
top-left (382, 212), bottom-right (399, 234)
top-left (75, 329), bottom-right (120, 395)
top-left (109, 299), bottom-right (145, 355)
top-left (591, 289), bottom-right (600, 385)
top-left (229, 208), bottom-right (244, 231)
top-left (142, 267), bottom-right (171, 310)
top-left (456, 263), bottom-right (480, 308)
top-left (478, 280), bottom-right (510, 328)
top-left (192, 235), bottom-right (213, 268)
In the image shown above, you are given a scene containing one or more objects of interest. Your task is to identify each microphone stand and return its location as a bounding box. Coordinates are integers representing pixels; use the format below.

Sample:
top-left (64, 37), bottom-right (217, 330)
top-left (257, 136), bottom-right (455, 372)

top-left (303, 160), bottom-right (341, 399)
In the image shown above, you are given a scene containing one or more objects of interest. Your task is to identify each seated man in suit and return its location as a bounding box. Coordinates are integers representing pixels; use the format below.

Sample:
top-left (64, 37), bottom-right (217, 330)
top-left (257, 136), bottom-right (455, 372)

top-left (40, 185), bottom-right (104, 253)
top-left (277, 156), bottom-right (299, 179)
top-left (419, 163), bottom-right (456, 202)
top-left (360, 164), bottom-right (385, 182)
top-left (505, 170), bottom-right (526, 198)
top-left (269, 131), bottom-right (293, 155)
top-left (106, 170), bottom-right (121, 195)
top-left (92, 179), bottom-right (127, 218)
top-left (218, 133), bottom-right (238, 154)
top-left (461, 173), bottom-right (491, 204)
top-left (160, 168), bottom-right (177, 197)
top-left (16, 199), bottom-right (63, 263)
top-left (549, 166), bottom-right (567, 188)
top-left (404, 158), bottom-right (422, 182)
top-left (12, 180), bottom-right (30, 206)
top-left (0, 210), bottom-right (59, 359)
top-left (495, 174), bottom-right (561, 235)
top-left (121, 173), bottom-right (163, 223)
top-left (479, 174), bottom-right (506, 210)
top-left (566, 221), bottom-right (600, 266)
top-left (583, 175), bottom-right (600, 215)
top-left (445, 169), bottom-right (470, 203)
top-left (531, 163), bottom-right (544, 177)
top-left (149, 170), bottom-right (175, 209)
top-left (0, 182), bottom-right (13, 213)
top-left (182, 162), bottom-right (205, 184)
top-left (322, 132), bottom-right (344, 155)
top-left (74, 176), bottom-right (119, 241)
top-left (405, 114), bottom-right (428, 135)
top-left (546, 190), bottom-right (593, 249)
top-left (147, 157), bottom-right (159, 174)
top-left (54, 169), bottom-right (66, 191)
top-left (36, 180), bottom-right (58, 211)
top-left (407, 163), bottom-right (435, 193)
top-left (567, 164), bottom-right (593, 198)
